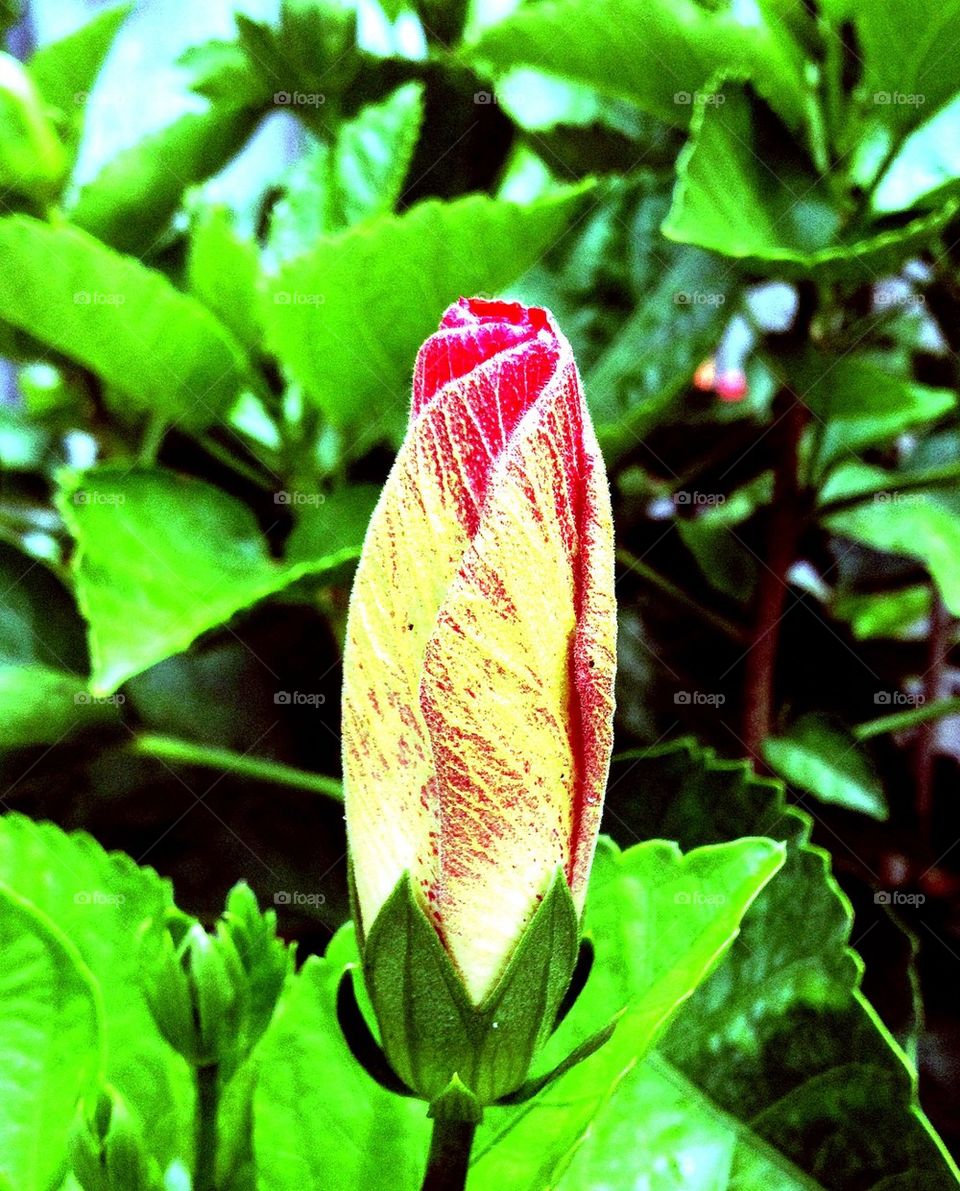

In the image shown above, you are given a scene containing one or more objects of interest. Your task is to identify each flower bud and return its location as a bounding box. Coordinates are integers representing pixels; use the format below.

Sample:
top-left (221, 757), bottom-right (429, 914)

top-left (141, 883), bottom-right (290, 1070)
top-left (341, 298), bottom-right (616, 1104)
top-left (69, 1086), bottom-right (162, 1191)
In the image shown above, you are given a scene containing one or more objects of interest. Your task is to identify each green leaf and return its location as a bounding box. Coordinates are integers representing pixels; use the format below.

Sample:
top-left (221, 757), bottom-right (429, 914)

top-left (842, 0), bottom-right (960, 130)
top-left (253, 926), bottom-right (430, 1191)
top-left (873, 93), bottom-right (960, 213)
top-left (67, 106), bottom-right (255, 255)
top-left (0, 663), bottom-right (118, 749)
top-left (0, 883), bottom-right (103, 1191)
top-left (27, 5), bottom-right (131, 153)
top-left (574, 740), bottom-right (960, 1189)
top-left (59, 469), bottom-right (374, 694)
top-left (588, 246), bottom-right (734, 459)
top-left (0, 215), bottom-right (253, 429)
top-left (833, 585), bottom-right (931, 641)
top-left (470, 835), bottom-right (785, 1188)
top-left (823, 466), bottom-right (960, 616)
top-left (0, 813), bottom-right (188, 1169)
top-left (465, 0), bottom-right (806, 129)
top-left (267, 81), bottom-right (424, 259)
top-left (763, 713), bottom-right (888, 820)
top-left (800, 355), bottom-right (955, 475)
top-left (664, 81), bottom-right (960, 279)
top-left (264, 184), bottom-right (592, 436)
top-left (187, 205), bottom-right (262, 350)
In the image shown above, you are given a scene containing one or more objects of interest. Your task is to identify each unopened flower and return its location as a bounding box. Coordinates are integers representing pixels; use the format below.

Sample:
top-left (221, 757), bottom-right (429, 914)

top-left (342, 297), bottom-right (616, 1003)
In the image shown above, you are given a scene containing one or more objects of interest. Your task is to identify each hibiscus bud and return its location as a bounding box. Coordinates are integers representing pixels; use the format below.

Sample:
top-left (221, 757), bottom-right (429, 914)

top-left (342, 297), bottom-right (616, 1011)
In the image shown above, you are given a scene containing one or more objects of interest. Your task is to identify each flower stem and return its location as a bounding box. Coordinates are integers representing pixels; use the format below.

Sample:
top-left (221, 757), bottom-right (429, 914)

top-left (420, 1118), bottom-right (477, 1191)
top-left (194, 1064), bottom-right (220, 1191)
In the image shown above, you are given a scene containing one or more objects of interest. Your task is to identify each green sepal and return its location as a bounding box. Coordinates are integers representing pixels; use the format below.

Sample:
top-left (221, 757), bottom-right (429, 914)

top-left (428, 1075), bottom-right (483, 1125)
top-left (496, 1017), bottom-right (618, 1106)
top-left (361, 869), bottom-right (579, 1105)
top-left (335, 965), bottom-right (415, 1098)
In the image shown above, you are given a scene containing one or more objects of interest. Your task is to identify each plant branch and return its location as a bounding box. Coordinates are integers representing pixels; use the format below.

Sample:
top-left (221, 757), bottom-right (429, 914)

top-left (742, 393), bottom-right (808, 760)
top-left (854, 696), bottom-right (960, 741)
top-left (130, 733), bottom-right (343, 800)
top-left (194, 1064), bottom-right (220, 1191)
top-left (915, 587), bottom-right (952, 851)
top-left (616, 548), bottom-right (748, 643)
top-left (420, 1118), bottom-right (477, 1191)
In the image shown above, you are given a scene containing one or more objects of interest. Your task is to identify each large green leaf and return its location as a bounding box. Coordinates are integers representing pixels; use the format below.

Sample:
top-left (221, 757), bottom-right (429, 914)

top-left (59, 468), bottom-right (375, 694)
top-left (252, 835), bottom-right (783, 1190)
top-left (0, 543), bottom-right (115, 749)
top-left (587, 247), bottom-right (734, 458)
top-left (253, 925), bottom-right (429, 1191)
top-left (834, 0), bottom-right (960, 130)
top-left (0, 884), bottom-right (102, 1191)
top-left (67, 106), bottom-right (256, 255)
top-left (0, 216), bottom-right (253, 429)
top-left (664, 82), bottom-right (959, 279)
top-left (0, 813), bottom-right (188, 1168)
top-left (27, 5), bottom-right (131, 154)
top-left (763, 713), bottom-right (888, 820)
top-left (267, 80), bottom-right (424, 260)
top-left (582, 740), bottom-right (960, 1189)
top-left (187, 204), bottom-right (262, 351)
top-left (465, 0), bottom-right (806, 130)
top-left (263, 184), bottom-right (592, 436)
top-left (823, 464), bottom-right (960, 616)
top-left (0, 664), bottom-right (117, 749)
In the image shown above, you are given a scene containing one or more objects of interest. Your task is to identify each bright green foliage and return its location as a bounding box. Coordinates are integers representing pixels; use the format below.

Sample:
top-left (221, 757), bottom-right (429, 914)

top-left (0, 887), bottom-right (102, 1191)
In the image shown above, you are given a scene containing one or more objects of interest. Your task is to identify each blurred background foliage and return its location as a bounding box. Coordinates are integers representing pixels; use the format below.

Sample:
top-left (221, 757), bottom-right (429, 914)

top-left (3, 0), bottom-right (960, 1183)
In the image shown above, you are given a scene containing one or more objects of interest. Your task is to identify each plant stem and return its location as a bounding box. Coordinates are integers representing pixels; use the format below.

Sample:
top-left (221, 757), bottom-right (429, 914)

top-left (915, 588), bottom-right (952, 851)
top-left (194, 1064), bottom-right (220, 1191)
top-left (616, 548), bottom-right (748, 643)
top-left (130, 733), bottom-right (343, 800)
top-left (420, 1119), bottom-right (477, 1191)
top-left (742, 393), bottom-right (808, 760)
top-left (854, 696), bottom-right (960, 741)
